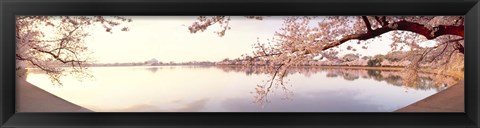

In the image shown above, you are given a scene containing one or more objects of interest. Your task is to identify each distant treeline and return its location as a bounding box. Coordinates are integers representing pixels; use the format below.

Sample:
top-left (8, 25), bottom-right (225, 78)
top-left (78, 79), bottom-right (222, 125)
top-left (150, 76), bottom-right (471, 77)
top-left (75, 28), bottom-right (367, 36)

top-left (86, 61), bottom-right (217, 67)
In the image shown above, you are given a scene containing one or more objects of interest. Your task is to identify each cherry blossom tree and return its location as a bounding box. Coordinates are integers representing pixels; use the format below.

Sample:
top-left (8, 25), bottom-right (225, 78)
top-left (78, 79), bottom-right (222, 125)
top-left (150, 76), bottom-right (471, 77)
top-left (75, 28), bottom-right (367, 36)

top-left (342, 53), bottom-right (360, 62)
top-left (188, 16), bottom-right (263, 37)
top-left (191, 16), bottom-right (463, 104)
top-left (16, 16), bottom-right (131, 85)
top-left (385, 51), bottom-right (408, 62)
top-left (189, 16), bottom-right (463, 76)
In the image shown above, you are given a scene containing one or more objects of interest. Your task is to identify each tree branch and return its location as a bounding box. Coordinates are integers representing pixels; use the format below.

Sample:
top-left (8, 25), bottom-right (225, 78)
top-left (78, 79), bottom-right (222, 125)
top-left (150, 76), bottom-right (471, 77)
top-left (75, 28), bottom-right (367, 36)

top-left (319, 19), bottom-right (464, 52)
top-left (31, 46), bottom-right (85, 64)
top-left (16, 54), bottom-right (60, 73)
top-left (57, 26), bottom-right (80, 56)
top-left (428, 43), bottom-right (449, 63)
top-left (374, 16), bottom-right (388, 27)
top-left (361, 16), bottom-right (373, 32)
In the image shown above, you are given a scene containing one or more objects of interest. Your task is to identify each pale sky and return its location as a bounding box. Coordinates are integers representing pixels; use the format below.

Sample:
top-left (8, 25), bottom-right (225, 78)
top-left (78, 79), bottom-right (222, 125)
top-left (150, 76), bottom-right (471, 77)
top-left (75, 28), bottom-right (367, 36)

top-left (83, 16), bottom-right (420, 64)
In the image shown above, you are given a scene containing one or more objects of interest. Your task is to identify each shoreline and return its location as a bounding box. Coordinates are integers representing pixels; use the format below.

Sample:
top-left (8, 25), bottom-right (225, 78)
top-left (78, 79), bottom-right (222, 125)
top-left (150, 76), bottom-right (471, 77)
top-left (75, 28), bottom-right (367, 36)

top-left (395, 80), bottom-right (464, 112)
top-left (16, 76), bottom-right (93, 112)
top-left (215, 65), bottom-right (405, 70)
top-left (293, 65), bottom-right (404, 70)
top-left (215, 65), bottom-right (463, 80)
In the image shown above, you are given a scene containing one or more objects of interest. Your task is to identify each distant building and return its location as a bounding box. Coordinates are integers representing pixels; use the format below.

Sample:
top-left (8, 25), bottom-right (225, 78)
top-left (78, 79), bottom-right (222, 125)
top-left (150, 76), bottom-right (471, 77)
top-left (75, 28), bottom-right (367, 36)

top-left (145, 58), bottom-right (159, 65)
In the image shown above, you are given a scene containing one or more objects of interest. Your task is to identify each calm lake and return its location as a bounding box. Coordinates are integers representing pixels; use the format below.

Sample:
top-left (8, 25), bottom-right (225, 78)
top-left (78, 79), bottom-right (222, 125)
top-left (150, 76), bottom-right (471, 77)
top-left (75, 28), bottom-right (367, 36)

top-left (24, 66), bottom-right (458, 112)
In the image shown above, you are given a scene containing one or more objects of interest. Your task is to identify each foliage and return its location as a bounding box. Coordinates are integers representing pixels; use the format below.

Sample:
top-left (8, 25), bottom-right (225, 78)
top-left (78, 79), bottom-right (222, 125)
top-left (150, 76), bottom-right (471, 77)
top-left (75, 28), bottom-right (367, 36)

top-left (16, 16), bottom-right (131, 85)
top-left (188, 16), bottom-right (263, 37)
top-left (384, 51), bottom-right (407, 62)
top-left (367, 58), bottom-right (383, 67)
top-left (342, 53), bottom-right (360, 62)
top-left (189, 16), bottom-right (464, 103)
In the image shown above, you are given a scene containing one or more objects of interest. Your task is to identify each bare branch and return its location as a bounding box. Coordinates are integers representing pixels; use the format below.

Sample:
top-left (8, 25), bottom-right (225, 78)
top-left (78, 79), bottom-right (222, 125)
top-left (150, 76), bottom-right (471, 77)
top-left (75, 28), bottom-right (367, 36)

top-left (31, 46), bottom-right (85, 64)
top-left (362, 16), bottom-right (373, 32)
top-left (375, 16), bottom-right (388, 26)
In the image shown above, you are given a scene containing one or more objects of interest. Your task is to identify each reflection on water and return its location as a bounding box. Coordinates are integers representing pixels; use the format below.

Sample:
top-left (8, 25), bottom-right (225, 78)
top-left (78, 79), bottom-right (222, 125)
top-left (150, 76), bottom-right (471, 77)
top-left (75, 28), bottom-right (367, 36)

top-left (216, 65), bottom-right (458, 89)
top-left (24, 65), bottom-right (459, 112)
top-left (214, 66), bottom-right (458, 107)
top-left (146, 67), bottom-right (159, 73)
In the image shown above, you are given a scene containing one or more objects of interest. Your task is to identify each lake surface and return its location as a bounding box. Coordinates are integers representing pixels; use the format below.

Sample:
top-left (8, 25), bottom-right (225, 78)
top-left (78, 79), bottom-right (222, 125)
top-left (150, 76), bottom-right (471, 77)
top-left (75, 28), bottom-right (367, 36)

top-left (24, 66), bottom-right (458, 112)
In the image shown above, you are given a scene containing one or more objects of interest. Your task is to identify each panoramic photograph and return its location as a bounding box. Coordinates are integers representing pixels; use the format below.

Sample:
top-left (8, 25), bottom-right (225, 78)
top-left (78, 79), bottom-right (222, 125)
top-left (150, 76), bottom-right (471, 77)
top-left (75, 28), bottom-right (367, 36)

top-left (15, 16), bottom-right (464, 112)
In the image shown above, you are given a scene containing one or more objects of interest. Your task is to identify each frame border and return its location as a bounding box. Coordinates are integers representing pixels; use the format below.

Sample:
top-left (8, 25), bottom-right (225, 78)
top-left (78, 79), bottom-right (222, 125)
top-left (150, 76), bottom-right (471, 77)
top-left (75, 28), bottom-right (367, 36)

top-left (1, 0), bottom-right (479, 128)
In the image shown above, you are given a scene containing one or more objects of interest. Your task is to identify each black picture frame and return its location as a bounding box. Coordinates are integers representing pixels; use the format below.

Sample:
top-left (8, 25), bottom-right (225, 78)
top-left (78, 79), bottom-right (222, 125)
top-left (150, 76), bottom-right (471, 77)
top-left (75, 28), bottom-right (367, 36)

top-left (1, 0), bottom-right (479, 128)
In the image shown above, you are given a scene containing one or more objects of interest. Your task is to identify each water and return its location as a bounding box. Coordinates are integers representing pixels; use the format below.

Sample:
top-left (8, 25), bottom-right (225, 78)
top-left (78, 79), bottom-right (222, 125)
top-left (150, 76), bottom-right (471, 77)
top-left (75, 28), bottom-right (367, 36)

top-left (24, 66), bottom-right (457, 112)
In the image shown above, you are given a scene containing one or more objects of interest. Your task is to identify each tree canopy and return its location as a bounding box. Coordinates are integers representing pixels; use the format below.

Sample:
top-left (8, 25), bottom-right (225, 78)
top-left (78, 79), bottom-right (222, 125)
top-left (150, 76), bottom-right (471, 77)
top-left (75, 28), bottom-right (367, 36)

top-left (16, 16), bottom-right (131, 85)
top-left (189, 16), bottom-right (464, 89)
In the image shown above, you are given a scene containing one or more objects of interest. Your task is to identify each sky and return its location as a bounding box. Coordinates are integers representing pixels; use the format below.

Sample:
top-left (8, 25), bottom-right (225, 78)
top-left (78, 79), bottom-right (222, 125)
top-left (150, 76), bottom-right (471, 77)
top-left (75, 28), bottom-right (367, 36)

top-left (83, 16), bottom-right (425, 64)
